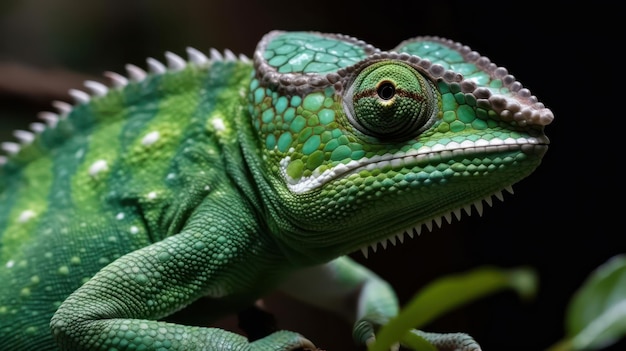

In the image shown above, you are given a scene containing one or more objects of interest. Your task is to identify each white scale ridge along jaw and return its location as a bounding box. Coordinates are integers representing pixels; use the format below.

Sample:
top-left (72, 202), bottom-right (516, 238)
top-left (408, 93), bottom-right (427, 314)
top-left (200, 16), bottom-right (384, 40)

top-left (281, 134), bottom-right (548, 194)
top-left (358, 186), bottom-right (513, 259)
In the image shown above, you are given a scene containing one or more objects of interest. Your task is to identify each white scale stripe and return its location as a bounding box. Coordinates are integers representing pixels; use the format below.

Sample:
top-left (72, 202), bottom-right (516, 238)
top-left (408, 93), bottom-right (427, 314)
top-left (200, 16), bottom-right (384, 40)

top-left (282, 136), bottom-right (545, 193)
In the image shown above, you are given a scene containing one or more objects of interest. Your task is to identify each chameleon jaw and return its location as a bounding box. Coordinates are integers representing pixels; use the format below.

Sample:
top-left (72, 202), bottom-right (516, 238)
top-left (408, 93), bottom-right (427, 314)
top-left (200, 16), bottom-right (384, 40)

top-left (280, 135), bottom-right (549, 194)
top-left (356, 185), bottom-right (513, 259)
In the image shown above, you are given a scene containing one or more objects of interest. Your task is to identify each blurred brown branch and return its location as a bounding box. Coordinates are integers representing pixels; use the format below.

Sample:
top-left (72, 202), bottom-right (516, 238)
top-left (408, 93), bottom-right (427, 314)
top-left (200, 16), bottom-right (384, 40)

top-left (0, 61), bottom-right (99, 105)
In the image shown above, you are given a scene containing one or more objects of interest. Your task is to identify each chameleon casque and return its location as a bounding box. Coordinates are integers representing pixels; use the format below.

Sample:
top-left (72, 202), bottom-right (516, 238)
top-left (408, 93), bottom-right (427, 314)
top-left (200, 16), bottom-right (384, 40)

top-left (0, 31), bottom-right (553, 350)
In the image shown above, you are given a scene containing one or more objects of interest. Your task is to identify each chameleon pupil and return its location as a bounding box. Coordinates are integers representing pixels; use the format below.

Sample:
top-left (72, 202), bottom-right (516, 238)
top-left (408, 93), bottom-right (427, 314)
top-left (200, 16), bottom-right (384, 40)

top-left (377, 81), bottom-right (395, 100)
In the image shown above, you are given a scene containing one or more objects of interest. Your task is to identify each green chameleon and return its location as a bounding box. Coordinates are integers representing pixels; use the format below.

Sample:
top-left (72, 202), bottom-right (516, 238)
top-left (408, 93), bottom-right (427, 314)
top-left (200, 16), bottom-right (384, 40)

top-left (0, 31), bottom-right (553, 350)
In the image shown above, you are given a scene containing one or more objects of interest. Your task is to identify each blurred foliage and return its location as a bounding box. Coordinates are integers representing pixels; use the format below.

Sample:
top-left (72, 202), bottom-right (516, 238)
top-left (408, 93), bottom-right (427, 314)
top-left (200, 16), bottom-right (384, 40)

top-left (549, 255), bottom-right (626, 351)
top-left (372, 257), bottom-right (626, 351)
top-left (370, 266), bottom-right (537, 351)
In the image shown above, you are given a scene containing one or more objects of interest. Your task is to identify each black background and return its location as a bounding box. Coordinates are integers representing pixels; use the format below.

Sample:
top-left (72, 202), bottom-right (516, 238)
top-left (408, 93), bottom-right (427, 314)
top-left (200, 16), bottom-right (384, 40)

top-left (0, 1), bottom-right (623, 350)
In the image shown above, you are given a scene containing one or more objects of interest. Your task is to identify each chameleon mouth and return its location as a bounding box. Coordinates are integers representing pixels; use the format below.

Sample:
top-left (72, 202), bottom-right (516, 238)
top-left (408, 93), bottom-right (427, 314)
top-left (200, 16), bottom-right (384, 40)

top-left (280, 135), bottom-right (549, 194)
top-left (356, 185), bottom-right (513, 259)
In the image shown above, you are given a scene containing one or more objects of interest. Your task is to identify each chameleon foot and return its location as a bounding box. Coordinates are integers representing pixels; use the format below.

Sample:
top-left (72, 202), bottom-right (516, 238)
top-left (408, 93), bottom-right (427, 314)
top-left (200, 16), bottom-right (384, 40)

top-left (249, 330), bottom-right (316, 351)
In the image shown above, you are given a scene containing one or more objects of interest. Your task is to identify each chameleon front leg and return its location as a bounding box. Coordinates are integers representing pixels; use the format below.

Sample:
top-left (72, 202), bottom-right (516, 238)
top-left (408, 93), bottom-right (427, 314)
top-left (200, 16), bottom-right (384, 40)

top-left (279, 256), bottom-right (398, 348)
top-left (279, 256), bottom-right (481, 351)
top-left (50, 228), bottom-right (314, 351)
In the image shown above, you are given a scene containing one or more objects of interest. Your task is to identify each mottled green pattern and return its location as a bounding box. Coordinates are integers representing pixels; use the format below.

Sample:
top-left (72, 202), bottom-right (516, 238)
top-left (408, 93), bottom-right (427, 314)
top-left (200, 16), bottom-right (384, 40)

top-left (263, 32), bottom-right (368, 73)
top-left (395, 39), bottom-right (517, 96)
top-left (0, 31), bottom-right (552, 351)
top-left (396, 40), bottom-right (489, 83)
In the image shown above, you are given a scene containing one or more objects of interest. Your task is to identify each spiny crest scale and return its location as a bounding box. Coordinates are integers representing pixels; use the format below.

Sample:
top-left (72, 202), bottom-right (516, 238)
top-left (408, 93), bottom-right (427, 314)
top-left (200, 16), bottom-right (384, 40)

top-left (0, 46), bottom-right (248, 164)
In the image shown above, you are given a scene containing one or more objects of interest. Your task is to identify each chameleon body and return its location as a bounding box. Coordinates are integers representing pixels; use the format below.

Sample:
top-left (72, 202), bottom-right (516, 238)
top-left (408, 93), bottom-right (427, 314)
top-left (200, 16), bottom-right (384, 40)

top-left (0, 31), bottom-right (553, 350)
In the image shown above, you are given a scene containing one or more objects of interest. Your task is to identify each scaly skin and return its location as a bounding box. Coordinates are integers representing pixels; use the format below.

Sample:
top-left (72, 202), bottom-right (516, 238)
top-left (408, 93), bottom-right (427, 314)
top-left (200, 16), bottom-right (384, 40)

top-left (0, 31), bottom-right (553, 350)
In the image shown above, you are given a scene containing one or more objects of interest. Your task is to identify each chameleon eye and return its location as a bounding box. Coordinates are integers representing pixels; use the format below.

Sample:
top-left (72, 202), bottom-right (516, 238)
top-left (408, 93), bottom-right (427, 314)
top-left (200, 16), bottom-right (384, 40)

top-left (344, 61), bottom-right (438, 141)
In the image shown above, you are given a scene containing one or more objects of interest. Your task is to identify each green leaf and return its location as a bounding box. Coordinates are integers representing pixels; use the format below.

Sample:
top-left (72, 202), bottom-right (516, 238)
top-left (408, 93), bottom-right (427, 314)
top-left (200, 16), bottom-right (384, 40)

top-left (369, 266), bottom-right (537, 351)
top-left (562, 254), bottom-right (626, 350)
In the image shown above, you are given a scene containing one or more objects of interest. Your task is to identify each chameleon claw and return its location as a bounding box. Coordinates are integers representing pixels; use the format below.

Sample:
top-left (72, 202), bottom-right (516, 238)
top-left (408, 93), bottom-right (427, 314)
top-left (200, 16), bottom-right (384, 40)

top-left (296, 337), bottom-right (316, 351)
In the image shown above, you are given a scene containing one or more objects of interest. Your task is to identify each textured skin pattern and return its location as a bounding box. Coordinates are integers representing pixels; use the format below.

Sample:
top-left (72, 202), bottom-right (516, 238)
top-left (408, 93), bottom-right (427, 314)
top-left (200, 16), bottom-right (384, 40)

top-left (0, 31), bottom-right (553, 350)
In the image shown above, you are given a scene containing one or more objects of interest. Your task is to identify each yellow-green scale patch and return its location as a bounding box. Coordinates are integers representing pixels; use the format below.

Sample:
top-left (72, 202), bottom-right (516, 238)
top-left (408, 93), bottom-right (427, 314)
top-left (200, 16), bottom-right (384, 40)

top-left (71, 86), bottom-right (128, 211)
top-left (202, 61), bottom-right (251, 143)
top-left (0, 156), bottom-right (53, 266)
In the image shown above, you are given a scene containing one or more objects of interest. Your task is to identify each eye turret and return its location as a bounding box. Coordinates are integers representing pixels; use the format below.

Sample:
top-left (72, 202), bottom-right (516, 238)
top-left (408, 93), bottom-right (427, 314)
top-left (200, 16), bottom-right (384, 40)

top-left (343, 61), bottom-right (438, 141)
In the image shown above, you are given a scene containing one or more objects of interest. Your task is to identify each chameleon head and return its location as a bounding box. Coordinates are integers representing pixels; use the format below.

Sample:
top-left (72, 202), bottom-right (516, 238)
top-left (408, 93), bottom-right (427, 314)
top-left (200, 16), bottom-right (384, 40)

top-left (246, 31), bottom-right (553, 260)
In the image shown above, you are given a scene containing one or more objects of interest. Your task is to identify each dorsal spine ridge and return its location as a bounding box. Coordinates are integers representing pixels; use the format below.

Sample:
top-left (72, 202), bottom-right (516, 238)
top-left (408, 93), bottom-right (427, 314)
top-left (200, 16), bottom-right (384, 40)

top-left (0, 47), bottom-right (249, 164)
